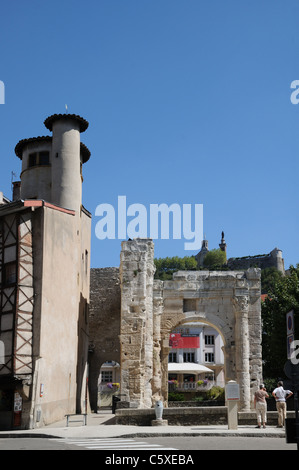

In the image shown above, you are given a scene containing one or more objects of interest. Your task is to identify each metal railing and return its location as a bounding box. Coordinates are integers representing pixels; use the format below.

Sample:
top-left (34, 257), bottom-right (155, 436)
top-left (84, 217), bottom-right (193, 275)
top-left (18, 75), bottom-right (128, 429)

top-left (169, 380), bottom-right (215, 391)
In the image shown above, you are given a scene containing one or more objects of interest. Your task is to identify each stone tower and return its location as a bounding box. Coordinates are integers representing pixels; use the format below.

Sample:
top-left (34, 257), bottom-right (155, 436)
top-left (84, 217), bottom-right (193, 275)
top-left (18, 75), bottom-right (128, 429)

top-left (0, 113), bottom-right (91, 430)
top-left (195, 238), bottom-right (209, 267)
top-left (219, 231), bottom-right (227, 254)
top-left (15, 113), bottom-right (90, 212)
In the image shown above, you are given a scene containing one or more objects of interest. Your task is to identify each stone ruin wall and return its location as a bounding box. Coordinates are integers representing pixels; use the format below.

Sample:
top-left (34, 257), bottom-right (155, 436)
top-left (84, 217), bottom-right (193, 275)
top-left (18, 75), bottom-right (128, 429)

top-left (88, 239), bottom-right (263, 411)
top-left (88, 267), bottom-right (121, 411)
top-left (119, 239), bottom-right (156, 408)
top-left (227, 248), bottom-right (285, 273)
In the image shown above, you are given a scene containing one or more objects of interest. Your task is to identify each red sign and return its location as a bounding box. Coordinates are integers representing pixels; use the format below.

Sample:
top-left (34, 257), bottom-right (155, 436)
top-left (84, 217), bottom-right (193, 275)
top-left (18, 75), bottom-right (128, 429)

top-left (169, 333), bottom-right (199, 349)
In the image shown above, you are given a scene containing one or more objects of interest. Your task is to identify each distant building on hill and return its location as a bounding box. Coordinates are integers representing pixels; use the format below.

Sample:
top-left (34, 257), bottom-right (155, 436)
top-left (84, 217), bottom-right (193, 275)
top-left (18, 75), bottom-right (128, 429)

top-left (195, 232), bottom-right (285, 274)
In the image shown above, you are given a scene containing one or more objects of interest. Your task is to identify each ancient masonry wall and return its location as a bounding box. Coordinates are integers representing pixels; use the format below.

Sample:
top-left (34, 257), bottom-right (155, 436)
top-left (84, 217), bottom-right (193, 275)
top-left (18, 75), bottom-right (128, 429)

top-left (89, 240), bottom-right (263, 412)
top-left (119, 239), bottom-right (156, 409)
top-left (88, 267), bottom-right (121, 411)
top-left (227, 248), bottom-right (285, 273)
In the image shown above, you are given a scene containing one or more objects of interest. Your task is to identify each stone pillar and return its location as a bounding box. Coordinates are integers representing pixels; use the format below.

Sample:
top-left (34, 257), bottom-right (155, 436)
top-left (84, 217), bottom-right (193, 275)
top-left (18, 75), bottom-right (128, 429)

top-left (119, 239), bottom-right (155, 408)
top-left (234, 295), bottom-right (251, 411)
top-left (160, 340), bottom-right (171, 407)
top-left (152, 281), bottom-right (163, 405)
top-left (246, 268), bottom-right (263, 403)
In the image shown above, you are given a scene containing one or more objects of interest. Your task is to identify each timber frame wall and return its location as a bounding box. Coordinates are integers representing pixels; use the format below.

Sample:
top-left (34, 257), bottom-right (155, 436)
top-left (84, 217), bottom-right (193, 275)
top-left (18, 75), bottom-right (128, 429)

top-left (0, 210), bottom-right (34, 381)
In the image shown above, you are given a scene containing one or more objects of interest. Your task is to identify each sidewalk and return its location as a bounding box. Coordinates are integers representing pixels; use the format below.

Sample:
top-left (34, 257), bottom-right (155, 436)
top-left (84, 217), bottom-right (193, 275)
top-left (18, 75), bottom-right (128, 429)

top-left (0, 411), bottom-right (286, 439)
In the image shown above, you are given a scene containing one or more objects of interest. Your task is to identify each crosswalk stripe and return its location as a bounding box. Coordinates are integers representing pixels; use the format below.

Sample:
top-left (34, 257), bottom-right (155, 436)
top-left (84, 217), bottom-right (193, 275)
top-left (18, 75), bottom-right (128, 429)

top-left (51, 437), bottom-right (178, 450)
top-left (59, 439), bottom-right (136, 444)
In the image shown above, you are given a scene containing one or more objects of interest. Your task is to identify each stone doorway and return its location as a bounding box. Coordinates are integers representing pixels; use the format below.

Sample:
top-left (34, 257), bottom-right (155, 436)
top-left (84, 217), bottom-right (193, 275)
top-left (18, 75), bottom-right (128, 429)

top-left (167, 319), bottom-right (225, 396)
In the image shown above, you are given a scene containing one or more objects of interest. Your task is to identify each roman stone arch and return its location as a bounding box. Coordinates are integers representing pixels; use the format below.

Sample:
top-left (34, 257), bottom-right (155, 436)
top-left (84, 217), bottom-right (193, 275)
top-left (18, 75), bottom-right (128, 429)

top-left (118, 239), bottom-right (263, 412)
top-left (165, 315), bottom-right (226, 389)
top-left (159, 309), bottom-right (237, 407)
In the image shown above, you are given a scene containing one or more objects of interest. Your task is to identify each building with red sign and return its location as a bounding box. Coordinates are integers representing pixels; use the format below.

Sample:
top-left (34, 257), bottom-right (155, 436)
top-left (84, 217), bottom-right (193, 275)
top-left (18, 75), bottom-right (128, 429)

top-left (168, 323), bottom-right (224, 390)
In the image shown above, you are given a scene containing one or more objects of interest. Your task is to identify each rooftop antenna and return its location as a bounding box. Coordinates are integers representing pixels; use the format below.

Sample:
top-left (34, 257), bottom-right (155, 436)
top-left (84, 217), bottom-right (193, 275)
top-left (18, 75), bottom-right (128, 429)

top-left (65, 104), bottom-right (68, 114)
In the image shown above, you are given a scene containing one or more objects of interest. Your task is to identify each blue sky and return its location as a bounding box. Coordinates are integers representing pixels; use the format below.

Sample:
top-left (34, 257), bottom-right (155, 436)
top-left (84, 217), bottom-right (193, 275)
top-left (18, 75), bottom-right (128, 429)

top-left (0, 1), bottom-right (298, 269)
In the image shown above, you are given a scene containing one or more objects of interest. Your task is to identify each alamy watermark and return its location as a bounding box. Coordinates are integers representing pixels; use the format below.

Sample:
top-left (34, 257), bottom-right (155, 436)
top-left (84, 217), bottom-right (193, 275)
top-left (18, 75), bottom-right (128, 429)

top-left (290, 340), bottom-right (299, 365)
top-left (290, 80), bottom-right (299, 104)
top-left (0, 80), bottom-right (4, 104)
top-left (95, 196), bottom-right (203, 250)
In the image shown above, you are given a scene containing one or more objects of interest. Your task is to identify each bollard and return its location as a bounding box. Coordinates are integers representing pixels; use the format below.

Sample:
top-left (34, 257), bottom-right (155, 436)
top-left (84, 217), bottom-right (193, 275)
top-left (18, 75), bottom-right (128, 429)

top-left (225, 380), bottom-right (240, 430)
top-left (152, 399), bottom-right (168, 426)
top-left (155, 400), bottom-right (163, 420)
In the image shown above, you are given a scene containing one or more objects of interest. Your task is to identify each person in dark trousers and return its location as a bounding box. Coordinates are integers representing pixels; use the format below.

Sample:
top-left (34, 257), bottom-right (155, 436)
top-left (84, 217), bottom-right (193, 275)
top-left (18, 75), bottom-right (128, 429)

top-left (272, 381), bottom-right (293, 427)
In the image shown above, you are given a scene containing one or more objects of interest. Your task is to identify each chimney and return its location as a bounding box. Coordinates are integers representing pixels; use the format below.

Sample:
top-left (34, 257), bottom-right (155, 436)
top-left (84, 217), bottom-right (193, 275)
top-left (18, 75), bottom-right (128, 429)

top-left (12, 181), bottom-right (21, 201)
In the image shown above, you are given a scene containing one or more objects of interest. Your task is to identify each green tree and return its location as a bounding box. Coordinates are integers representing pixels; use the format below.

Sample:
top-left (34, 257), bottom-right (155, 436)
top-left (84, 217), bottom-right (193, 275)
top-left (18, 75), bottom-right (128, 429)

top-left (261, 265), bottom-right (299, 379)
top-left (154, 256), bottom-right (198, 280)
top-left (203, 249), bottom-right (227, 270)
top-left (261, 267), bottom-right (283, 294)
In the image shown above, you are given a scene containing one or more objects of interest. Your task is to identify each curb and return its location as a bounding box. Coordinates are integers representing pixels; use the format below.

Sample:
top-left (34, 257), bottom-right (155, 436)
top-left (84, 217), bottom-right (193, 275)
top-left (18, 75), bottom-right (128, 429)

top-left (0, 430), bottom-right (286, 439)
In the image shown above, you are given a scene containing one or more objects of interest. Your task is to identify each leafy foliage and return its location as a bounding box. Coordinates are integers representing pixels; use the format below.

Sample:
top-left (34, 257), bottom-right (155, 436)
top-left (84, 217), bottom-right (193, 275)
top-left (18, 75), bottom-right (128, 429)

top-left (154, 256), bottom-right (198, 280)
top-left (168, 392), bottom-right (185, 401)
top-left (261, 267), bottom-right (283, 294)
top-left (261, 265), bottom-right (299, 379)
top-left (205, 386), bottom-right (225, 401)
top-left (203, 249), bottom-right (227, 270)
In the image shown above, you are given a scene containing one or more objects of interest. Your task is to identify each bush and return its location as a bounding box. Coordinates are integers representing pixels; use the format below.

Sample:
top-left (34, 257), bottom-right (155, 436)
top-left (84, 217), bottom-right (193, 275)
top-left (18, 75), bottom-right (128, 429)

top-left (205, 386), bottom-right (225, 401)
top-left (193, 395), bottom-right (205, 402)
top-left (262, 378), bottom-right (277, 393)
top-left (168, 392), bottom-right (185, 401)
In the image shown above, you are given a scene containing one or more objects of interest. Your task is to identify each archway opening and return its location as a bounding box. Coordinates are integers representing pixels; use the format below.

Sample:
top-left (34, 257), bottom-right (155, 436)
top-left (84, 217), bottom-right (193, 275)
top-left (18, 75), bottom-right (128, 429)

top-left (166, 318), bottom-right (226, 403)
top-left (97, 361), bottom-right (120, 410)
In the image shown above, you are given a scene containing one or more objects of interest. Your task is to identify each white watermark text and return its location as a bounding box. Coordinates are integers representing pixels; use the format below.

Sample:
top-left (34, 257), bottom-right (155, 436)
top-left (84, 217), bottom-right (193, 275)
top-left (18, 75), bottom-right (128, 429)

top-left (0, 81), bottom-right (4, 104)
top-left (95, 196), bottom-right (203, 250)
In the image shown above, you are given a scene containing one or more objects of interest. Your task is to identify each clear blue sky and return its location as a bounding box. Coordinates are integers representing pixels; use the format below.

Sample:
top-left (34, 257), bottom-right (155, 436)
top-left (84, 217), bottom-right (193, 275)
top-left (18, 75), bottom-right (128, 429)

top-left (0, 1), bottom-right (298, 269)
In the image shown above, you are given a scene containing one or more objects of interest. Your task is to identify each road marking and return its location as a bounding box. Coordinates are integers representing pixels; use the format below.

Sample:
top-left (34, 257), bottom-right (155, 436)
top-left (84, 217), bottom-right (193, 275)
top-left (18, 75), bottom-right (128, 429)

top-left (51, 437), bottom-right (178, 450)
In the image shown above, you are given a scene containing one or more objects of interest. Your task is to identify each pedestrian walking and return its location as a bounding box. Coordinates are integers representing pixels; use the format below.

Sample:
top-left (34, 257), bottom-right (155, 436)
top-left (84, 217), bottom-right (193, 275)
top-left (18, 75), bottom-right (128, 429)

top-left (272, 381), bottom-right (293, 427)
top-left (254, 384), bottom-right (269, 428)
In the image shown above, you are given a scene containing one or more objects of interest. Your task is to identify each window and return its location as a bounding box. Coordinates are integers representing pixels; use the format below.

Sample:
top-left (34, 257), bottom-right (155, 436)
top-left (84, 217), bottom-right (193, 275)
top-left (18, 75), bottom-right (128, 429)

top-left (205, 352), bottom-right (214, 363)
top-left (39, 151), bottom-right (50, 165)
top-left (101, 371), bottom-right (112, 383)
top-left (183, 352), bottom-right (195, 363)
top-left (28, 151), bottom-right (50, 168)
top-left (3, 262), bottom-right (17, 285)
top-left (205, 335), bottom-right (215, 345)
top-left (168, 353), bottom-right (177, 363)
top-left (183, 299), bottom-right (197, 312)
top-left (28, 153), bottom-right (37, 167)
top-left (85, 250), bottom-right (88, 275)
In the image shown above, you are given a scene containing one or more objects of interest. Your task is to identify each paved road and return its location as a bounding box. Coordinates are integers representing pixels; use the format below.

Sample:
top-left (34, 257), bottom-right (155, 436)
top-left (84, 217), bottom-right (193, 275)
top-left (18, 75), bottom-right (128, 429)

top-left (0, 436), bottom-right (297, 451)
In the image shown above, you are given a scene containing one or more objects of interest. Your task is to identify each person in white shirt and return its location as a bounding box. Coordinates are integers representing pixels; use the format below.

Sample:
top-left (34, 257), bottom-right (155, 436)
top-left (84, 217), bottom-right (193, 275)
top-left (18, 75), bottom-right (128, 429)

top-left (272, 381), bottom-right (293, 427)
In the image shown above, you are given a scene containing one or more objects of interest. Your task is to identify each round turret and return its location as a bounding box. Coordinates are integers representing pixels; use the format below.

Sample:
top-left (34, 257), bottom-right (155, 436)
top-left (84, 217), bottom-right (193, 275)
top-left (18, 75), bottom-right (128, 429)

top-left (15, 113), bottom-right (90, 211)
top-left (15, 136), bottom-right (52, 201)
top-left (44, 113), bottom-right (89, 212)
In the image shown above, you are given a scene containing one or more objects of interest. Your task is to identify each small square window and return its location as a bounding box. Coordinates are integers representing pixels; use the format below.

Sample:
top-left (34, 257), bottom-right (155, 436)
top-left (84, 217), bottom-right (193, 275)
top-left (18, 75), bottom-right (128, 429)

top-left (101, 371), bottom-right (112, 383)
